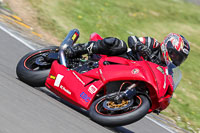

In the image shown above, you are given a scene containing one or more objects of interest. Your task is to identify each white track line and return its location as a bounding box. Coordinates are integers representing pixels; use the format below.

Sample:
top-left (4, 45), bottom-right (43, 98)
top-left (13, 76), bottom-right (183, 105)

top-left (0, 25), bottom-right (36, 50)
top-left (145, 116), bottom-right (174, 133)
top-left (0, 24), bottom-right (175, 133)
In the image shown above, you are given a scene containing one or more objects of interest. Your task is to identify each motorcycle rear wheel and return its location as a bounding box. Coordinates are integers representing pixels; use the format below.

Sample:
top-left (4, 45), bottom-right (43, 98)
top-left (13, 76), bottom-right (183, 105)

top-left (16, 46), bottom-right (59, 87)
top-left (89, 93), bottom-right (150, 127)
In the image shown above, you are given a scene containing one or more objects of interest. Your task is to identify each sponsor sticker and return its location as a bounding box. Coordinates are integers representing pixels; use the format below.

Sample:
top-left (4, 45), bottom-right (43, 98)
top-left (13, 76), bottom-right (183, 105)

top-left (72, 72), bottom-right (85, 85)
top-left (72, 34), bottom-right (77, 41)
top-left (88, 85), bottom-right (97, 94)
top-left (80, 92), bottom-right (91, 103)
top-left (50, 75), bottom-right (56, 80)
top-left (183, 48), bottom-right (189, 55)
top-left (157, 66), bottom-right (165, 74)
top-left (53, 74), bottom-right (71, 95)
top-left (60, 85), bottom-right (71, 95)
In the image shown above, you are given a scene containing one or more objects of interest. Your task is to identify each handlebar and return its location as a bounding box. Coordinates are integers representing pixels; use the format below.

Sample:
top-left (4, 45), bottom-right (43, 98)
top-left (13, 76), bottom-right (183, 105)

top-left (59, 29), bottom-right (80, 67)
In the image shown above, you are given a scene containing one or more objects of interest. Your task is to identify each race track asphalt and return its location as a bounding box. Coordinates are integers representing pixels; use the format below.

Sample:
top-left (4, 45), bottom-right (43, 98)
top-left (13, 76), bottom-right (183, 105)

top-left (0, 25), bottom-right (173, 133)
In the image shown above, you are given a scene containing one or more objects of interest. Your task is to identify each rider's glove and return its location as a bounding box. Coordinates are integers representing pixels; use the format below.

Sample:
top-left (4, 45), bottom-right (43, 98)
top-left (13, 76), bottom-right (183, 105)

top-left (65, 46), bottom-right (77, 58)
top-left (128, 36), bottom-right (151, 59)
top-left (136, 43), bottom-right (151, 59)
top-left (65, 41), bottom-right (95, 58)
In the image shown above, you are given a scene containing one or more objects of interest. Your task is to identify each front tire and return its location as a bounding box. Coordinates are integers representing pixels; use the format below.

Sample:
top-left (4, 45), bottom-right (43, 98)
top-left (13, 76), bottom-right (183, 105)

top-left (16, 46), bottom-right (59, 87)
top-left (89, 93), bottom-right (150, 127)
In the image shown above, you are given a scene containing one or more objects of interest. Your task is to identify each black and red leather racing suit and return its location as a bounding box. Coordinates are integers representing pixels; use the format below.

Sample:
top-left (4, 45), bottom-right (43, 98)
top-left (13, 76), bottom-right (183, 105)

top-left (66, 36), bottom-right (166, 66)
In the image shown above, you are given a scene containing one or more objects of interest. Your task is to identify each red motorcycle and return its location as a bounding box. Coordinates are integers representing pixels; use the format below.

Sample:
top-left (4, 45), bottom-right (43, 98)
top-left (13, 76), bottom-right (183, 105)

top-left (16, 29), bottom-right (181, 126)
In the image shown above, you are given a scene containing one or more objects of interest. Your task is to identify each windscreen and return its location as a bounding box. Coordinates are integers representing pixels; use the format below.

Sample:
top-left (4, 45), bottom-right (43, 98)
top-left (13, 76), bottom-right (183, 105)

top-left (168, 63), bottom-right (182, 91)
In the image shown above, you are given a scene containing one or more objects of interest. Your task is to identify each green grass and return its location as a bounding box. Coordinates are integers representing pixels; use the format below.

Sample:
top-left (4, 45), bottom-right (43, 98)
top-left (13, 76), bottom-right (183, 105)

top-left (27, 0), bottom-right (200, 132)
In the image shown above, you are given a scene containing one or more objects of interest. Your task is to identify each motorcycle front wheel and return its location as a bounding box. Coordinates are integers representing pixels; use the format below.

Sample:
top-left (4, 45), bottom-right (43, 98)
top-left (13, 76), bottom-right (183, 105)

top-left (16, 46), bottom-right (59, 87)
top-left (89, 93), bottom-right (150, 127)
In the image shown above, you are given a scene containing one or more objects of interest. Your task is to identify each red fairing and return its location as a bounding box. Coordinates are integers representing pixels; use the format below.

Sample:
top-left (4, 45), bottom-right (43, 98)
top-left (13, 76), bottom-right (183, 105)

top-left (45, 56), bottom-right (174, 111)
top-left (45, 61), bottom-right (104, 109)
top-left (144, 61), bottom-right (174, 111)
top-left (90, 33), bottom-right (103, 41)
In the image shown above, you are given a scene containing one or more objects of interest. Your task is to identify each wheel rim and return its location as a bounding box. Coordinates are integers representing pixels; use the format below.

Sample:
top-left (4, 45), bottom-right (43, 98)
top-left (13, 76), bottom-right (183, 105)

top-left (24, 50), bottom-right (53, 71)
top-left (95, 95), bottom-right (142, 116)
top-left (103, 99), bottom-right (134, 111)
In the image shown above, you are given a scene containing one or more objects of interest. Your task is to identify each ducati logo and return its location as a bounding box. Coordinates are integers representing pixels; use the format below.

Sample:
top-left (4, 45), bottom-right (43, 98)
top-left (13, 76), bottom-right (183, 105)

top-left (132, 68), bottom-right (139, 74)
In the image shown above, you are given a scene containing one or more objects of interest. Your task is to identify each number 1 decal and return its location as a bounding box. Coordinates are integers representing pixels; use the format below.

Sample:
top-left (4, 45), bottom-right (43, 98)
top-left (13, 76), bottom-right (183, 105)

top-left (54, 74), bottom-right (64, 87)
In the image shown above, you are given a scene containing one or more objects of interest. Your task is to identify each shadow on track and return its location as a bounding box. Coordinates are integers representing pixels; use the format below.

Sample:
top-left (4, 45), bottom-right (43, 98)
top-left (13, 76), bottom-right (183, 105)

top-left (35, 87), bottom-right (135, 133)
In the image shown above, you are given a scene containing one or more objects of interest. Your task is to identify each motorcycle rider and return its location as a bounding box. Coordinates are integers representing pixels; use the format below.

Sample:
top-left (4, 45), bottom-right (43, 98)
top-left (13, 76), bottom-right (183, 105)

top-left (65, 33), bottom-right (190, 67)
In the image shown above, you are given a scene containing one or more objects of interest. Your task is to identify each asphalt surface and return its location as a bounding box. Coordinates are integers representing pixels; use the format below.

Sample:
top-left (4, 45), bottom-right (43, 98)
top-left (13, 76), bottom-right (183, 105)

top-left (0, 25), bottom-right (174, 133)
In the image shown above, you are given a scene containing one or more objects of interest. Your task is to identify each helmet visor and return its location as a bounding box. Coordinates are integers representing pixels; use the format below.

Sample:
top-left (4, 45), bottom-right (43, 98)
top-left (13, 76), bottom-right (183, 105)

top-left (167, 42), bottom-right (186, 66)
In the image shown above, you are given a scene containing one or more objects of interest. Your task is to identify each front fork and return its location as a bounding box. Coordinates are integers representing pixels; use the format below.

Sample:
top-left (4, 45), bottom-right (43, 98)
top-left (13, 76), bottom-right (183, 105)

top-left (112, 83), bottom-right (137, 103)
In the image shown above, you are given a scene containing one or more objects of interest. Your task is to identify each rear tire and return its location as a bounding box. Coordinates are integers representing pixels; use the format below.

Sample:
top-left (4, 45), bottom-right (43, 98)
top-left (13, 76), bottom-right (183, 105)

top-left (89, 93), bottom-right (150, 127)
top-left (16, 46), bottom-right (59, 87)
